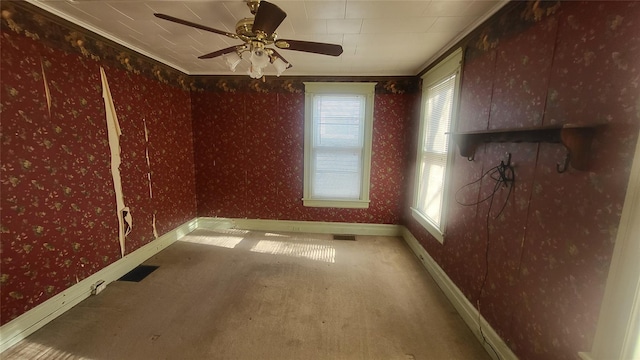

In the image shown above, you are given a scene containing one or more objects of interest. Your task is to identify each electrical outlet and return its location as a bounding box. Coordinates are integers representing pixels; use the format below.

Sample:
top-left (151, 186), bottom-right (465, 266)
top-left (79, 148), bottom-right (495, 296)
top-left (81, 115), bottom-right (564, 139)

top-left (91, 280), bottom-right (106, 295)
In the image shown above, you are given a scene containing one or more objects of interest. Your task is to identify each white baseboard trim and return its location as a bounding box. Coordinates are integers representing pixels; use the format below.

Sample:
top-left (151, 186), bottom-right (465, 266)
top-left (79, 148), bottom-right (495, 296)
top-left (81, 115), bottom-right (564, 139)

top-left (197, 217), bottom-right (403, 237)
top-left (400, 227), bottom-right (518, 360)
top-left (0, 218), bottom-right (198, 353)
top-left (578, 352), bottom-right (594, 360)
top-left (195, 217), bottom-right (237, 231)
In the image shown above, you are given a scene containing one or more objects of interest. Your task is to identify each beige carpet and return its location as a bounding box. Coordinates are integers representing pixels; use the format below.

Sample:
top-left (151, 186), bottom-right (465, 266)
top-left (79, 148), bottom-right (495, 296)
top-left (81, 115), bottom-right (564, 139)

top-left (3, 229), bottom-right (490, 360)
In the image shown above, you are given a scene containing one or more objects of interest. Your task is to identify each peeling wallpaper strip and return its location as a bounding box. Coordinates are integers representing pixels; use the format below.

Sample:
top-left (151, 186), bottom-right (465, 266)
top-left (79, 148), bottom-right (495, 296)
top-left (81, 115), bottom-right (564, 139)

top-left (152, 214), bottom-right (159, 239)
top-left (40, 59), bottom-right (51, 117)
top-left (100, 66), bottom-right (130, 257)
top-left (143, 117), bottom-right (158, 239)
top-left (143, 118), bottom-right (153, 200)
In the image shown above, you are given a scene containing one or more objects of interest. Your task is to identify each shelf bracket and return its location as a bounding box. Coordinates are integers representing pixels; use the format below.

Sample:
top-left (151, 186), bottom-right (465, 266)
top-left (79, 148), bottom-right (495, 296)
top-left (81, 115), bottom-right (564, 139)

top-left (558, 126), bottom-right (597, 171)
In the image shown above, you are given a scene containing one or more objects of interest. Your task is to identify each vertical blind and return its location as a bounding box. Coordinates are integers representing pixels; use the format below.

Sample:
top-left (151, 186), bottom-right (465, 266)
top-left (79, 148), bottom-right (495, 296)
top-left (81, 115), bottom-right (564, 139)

top-left (311, 94), bottom-right (365, 199)
top-left (416, 73), bottom-right (456, 226)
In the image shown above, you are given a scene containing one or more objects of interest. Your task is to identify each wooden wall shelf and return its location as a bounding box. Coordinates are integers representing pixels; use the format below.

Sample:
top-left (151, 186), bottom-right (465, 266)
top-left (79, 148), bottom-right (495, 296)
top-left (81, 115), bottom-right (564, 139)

top-left (451, 124), bottom-right (599, 171)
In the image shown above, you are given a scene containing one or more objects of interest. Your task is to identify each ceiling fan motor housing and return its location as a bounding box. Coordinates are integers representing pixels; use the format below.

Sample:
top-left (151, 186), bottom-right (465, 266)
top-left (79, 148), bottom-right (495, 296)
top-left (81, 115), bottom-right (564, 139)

top-left (236, 18), bottom-right (255, 38)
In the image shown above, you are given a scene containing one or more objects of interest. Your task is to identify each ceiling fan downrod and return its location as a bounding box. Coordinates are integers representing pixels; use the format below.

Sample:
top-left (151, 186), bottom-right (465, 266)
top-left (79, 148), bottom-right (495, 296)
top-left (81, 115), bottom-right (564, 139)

top-left (247, 0), bottom-right (261, 15)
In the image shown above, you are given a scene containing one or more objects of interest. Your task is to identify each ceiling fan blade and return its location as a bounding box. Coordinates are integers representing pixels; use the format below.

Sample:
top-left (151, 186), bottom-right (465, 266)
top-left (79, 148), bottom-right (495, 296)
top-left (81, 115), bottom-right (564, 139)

top-left (198, 46), bottom-right (238, 59)
top-left (275, 40), bottom-right (343, 56)
top-left (252, 1), bottom-right (287, 37)
top-left (154, 13), bottom-right (237, 39)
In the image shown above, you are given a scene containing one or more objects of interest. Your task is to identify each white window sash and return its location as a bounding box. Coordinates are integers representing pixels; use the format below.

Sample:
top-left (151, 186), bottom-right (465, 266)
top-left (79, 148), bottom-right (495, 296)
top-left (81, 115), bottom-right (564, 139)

top-left (412, 48), bottom-right (462, 243)
top-left (303, 82), bottom-right (376, 208)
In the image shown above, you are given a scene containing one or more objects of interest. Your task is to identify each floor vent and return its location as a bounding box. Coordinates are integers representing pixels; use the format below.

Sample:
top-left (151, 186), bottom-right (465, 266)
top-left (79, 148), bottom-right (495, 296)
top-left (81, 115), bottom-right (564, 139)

top-left (118, 265), bottom-right (159, 282)
top-left (333, 234), bottom-right (356, 241)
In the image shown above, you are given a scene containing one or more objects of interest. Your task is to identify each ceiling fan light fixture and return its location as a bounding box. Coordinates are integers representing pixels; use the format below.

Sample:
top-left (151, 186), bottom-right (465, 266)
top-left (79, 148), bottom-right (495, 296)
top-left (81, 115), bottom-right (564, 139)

top-left (272, 57), bottom-right (289, 77)
top-left (247, 65), bottom-right (264, 79)
top-left (249, 47), bottom-right (270, 69)
top-left (224, 51), bottom-right (242, 72)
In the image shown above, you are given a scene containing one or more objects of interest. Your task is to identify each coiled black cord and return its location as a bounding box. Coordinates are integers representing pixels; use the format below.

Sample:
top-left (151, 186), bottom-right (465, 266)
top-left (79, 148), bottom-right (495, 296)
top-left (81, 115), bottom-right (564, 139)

top-left (455, 157), bottom-right (514, 360)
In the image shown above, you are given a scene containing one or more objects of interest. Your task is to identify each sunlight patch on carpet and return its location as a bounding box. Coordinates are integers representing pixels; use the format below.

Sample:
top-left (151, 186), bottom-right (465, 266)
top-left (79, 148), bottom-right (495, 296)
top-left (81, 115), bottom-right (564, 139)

top-left (250, 240), bottom-right (336, 263)
top-left (181, 235), bottom-right (244, 248)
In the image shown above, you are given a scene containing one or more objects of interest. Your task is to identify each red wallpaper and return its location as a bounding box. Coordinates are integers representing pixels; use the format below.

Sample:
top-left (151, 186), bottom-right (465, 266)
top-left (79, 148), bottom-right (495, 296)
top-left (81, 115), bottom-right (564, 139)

top-left (192, 87), bottom-right (416, 224)
top-left (405, 2), bottom-right (640, 360)
top-left (2, 1), bottom-right (639, 359)
top-left (0, 22), bottom-right (196, 323)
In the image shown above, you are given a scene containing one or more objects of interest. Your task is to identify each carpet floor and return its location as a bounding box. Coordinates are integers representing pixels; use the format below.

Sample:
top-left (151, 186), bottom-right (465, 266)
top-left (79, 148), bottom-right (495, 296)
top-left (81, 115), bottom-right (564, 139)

top-left (3, 228), bottom-right (491, 360)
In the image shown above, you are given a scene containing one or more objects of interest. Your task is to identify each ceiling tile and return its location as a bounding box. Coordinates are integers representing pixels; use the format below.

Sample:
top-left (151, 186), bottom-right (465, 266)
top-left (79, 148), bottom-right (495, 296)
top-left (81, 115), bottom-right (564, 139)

top-left (105, 2), bottom-right (154, 21)
top-left (111, 18), bottom-right (154, 37)
top-left (219, 1), bottom-right (252, 22)
top-left (45, 3), bottom-right (94, 23)
top-left (304, 1), bottom-right (346, 19)
top-left (423, 1), bottom-right (474, 17)
top-left (360, 17), bottom-right (437, 34)
top-left (464, 1), bottom-right (503, 18)
top-left (325, 18), bottom-right (361, 34)
top-left (62, 2), bottom-right (117, 25)
top-left (343, 33), bottom-right (414, 48)
top-left (288, 18), bottom-right (327, 35)
top-left (145, 2), bottom-right (205, 21)
top-left (429, 16), bottom-right (474, 33)
top-left (345, 1), bottom-right (430, 19)
top-left (179, 2), bottom-right (239, 28)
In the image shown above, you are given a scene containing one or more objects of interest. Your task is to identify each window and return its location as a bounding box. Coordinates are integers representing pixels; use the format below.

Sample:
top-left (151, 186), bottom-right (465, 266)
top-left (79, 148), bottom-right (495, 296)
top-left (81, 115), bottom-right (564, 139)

top-left (303, 82), bottom-right (376, 208)
top-left (411, 48), bottom-right (462, 243)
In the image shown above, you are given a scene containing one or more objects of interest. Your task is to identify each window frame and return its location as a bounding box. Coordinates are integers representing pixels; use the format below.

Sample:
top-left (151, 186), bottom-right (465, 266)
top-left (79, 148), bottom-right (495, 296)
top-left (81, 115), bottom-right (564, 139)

top-left (411, 48), bottom-right (463, 243)
top-left (579, 131), bottom-right (640, 360)
top-left (303, 82), bottom-right (376, 208)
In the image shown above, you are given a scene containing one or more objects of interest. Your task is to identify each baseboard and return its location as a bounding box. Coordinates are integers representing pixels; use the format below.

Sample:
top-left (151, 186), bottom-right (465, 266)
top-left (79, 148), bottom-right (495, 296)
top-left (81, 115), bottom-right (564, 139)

top-left (198, 217), bottom-right (402, 236)
top-left (195, 217), bottom-right (237, 231)
top-left (578, 352), bottom-right (594, 360)
top-left (0, 218), bottom-right (198, 353)
top-left (196, 217), bottom-right (403, 237)
top-left (400, 227), bottom-right (518, 360)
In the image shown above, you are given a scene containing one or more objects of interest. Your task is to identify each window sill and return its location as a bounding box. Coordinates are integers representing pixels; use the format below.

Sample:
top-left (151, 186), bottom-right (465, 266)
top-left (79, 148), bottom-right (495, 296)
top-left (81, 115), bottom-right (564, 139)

top-left (410, 207), bottom-right (444, 244)
top-left (303, 198), bottom-right (370, 209)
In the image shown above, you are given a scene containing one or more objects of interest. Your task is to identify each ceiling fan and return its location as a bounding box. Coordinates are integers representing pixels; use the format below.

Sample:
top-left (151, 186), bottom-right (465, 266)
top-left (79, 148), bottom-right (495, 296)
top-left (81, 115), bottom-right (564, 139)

top-left (154, 0), bottom-right (344, 79)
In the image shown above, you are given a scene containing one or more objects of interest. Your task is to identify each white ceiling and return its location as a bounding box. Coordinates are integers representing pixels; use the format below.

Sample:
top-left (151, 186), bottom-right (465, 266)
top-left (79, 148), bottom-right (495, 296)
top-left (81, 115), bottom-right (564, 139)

top-left (28, 0), bottom-right (507, 77)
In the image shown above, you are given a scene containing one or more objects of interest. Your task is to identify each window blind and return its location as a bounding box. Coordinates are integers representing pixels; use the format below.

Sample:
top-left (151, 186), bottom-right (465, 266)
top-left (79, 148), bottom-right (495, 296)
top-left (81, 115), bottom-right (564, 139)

top-left (311, 94), bottom-right (365, 199)
top-left (416, 74), bottom-right (456, 226)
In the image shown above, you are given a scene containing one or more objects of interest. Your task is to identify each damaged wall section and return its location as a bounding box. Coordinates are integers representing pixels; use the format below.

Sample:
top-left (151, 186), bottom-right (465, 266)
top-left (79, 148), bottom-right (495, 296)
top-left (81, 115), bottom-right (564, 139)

top-left (101, 66), bottom-right (130, 257)
top-left (0, 8), bottom-right (197, 324)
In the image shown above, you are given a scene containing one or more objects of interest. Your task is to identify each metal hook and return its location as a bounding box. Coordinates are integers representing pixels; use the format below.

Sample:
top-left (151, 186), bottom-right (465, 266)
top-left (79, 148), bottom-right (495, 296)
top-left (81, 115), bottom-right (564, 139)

top-left (501, 152), bottom-right (512, 167)
top-left (557, 153), bottom-right (570, 173)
